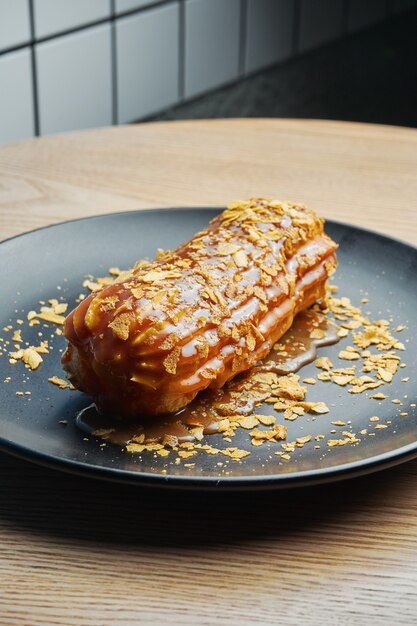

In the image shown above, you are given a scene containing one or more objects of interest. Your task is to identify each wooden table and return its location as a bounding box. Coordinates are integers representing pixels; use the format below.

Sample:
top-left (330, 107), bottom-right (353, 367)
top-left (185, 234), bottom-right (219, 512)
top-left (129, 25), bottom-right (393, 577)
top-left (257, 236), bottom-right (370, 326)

top-left (0, 119), bottom-right (416, 625)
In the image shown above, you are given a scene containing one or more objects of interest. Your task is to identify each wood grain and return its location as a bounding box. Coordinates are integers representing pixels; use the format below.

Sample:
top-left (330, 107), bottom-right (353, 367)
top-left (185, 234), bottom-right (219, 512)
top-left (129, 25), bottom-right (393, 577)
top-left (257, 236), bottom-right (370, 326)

top-left (0, 119), bottom-right (417, 625)
top-left (0, 119), bottom-right (416, 243)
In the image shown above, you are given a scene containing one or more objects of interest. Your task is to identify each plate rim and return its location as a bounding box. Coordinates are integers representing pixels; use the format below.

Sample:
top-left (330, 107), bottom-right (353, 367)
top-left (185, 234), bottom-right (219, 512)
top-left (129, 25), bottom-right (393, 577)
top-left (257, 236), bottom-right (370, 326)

top-left (2, 434), bottom-right (417, 490)
top-left (1, 207), bottom-right (416, 490)
top-left (1, 206), bottom-right (417, 256)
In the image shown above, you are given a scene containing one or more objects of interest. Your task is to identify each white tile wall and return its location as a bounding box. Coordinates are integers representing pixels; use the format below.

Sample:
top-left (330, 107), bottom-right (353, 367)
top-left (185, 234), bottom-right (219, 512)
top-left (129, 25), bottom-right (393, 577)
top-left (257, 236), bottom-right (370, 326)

top-left (245, 0), bottom-right (295, 74)
top-left (36, 25), bottom-right (112, 135)
top-left (299, 0), bottom-right (344, 52)
top-left (0, 49), bottom-right (34, 144)
top-left (116, 3), bottom-right (179, 122)
top-left (0, 0), bottom-right (30, 52)
top-left (348, 0), bottom-right (388, 32)
top-left (115, 0), bottom-right (161, 14)
top-left (184, 0), bottom-right (241, 99)
top-left (0, 0), bottom-right (410, 144)
top-left (33, 0), bottom-right (111, 39)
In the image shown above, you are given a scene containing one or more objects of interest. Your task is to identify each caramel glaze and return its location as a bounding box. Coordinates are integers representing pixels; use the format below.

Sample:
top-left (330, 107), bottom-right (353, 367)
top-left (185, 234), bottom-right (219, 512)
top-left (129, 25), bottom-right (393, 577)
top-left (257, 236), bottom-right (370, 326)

top-left (76, 309), bottom-right (340, 447)
top-left (63, 199), bottom-right (338, 418)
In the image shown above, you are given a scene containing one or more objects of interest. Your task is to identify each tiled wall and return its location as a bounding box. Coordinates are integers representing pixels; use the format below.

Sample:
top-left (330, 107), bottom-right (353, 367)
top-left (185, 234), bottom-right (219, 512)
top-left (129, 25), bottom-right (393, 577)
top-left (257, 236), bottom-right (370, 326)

top-left (0, 0), bottom-right (416, 144)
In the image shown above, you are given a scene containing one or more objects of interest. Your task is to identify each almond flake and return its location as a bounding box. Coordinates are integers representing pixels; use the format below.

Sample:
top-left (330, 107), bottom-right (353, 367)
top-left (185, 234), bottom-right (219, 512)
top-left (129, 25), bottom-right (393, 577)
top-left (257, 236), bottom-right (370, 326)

top-left (108, 312), bottom-right (134, 340)
top-left (332, 374), bottom-right (354, 386)
top-left (309, 402), bottom-right (329, 414)
top-left (216, 242), bottom-right (240, 256)
top-left (36, 311), bottom-right (66, 325)
top-left (315, 357), bottom-right (333, 371)
top-left (83, 279), bottom-right (101, 292)
top-left (310, 329), bottom-right (325, 339)
top-left (22, 348), bottom-right (43, 370)
top-left (54, 302), bottom-right (68, 315)
top-left (237, 415), bottom-right (260, 429)
top-left (296, 435), bottom-right (311, 445)
top-left (48, 376), bottom-right (71, 389)
top-left (338, 350), bottom-right (359, 361)
top-left (163, 346), bottom-right (181, 375)
top-left (255, 414), bottom-right (276, 426)
top-left (12, 330), bottom-right (22, 342)
top-left (233, 250), bottom-right (248, 268)
top-left (142, 270), bottom-right (182, 283)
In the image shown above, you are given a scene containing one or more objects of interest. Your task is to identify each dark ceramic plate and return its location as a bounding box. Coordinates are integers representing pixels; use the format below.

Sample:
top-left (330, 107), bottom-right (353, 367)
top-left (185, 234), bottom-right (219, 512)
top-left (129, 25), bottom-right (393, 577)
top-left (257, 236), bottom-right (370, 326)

top-left (0, 208), bottom-right (416, 490)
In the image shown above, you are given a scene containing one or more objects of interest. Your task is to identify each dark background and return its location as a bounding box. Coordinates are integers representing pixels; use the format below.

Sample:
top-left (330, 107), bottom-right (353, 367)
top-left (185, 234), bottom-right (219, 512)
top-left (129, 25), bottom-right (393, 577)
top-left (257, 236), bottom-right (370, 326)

top-left (154, 7), bottom-right (417, 128)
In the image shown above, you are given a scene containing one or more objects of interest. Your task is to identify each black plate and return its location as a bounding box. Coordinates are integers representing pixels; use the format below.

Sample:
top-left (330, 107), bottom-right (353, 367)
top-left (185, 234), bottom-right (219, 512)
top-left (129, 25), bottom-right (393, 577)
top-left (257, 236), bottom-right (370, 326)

top-left (0, 208), bottom-right (416, 490)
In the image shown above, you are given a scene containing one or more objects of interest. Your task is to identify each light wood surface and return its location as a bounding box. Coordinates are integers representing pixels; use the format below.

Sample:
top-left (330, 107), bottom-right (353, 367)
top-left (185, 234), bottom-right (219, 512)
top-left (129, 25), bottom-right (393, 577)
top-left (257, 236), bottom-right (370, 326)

top-left (0, 119), bottom-right (417, 625)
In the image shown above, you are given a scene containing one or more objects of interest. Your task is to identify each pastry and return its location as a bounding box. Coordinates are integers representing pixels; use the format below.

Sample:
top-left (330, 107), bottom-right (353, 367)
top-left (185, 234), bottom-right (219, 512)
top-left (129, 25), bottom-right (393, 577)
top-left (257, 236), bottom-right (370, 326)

top-left (62, 198), bottom-right (338, 417)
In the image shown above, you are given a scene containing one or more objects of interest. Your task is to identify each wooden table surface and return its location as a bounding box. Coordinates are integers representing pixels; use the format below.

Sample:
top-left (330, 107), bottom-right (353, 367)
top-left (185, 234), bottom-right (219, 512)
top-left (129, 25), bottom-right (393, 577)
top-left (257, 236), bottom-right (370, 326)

top-left (0, 119), bottom-right (416, 625)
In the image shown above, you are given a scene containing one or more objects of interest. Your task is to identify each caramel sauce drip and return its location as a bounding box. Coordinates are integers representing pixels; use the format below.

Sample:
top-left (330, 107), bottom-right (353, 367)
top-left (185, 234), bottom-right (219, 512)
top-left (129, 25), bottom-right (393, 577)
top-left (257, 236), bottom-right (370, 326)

top-left (76, 310), bottom-right (339, 446)
top-left (64, 199), bottom-right (338, 418)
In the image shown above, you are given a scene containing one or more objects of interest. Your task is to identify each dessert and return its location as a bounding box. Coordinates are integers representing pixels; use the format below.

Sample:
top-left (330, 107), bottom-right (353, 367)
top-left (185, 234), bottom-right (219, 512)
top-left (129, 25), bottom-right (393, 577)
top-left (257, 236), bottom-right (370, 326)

top-left (62, 198), bottom-right (338, 418)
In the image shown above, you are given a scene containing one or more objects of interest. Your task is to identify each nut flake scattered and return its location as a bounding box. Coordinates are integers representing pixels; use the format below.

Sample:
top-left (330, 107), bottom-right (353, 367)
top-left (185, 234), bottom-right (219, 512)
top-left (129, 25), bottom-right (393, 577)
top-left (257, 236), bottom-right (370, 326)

top-left (309, 402), bottom-right (329, 414)
top-left (48, 376), bottom-right (73, 390)
top-left (1, 221), bottom-right (411, 470)
top-left (255, 414), bottom-right (276, 426)
top-left (238, 415), bottom-right (260, 429)
top-left (315, 357), bottom-right (333, 371)
top-left (36, 310), bottom-right (66, 325)
top-left (12, 329), bottom-right (22, 342)
top-left (83, 279), bottom-right (101, 292)
top-left (338, 349), bottom-right (360, 361)
top-left (9, 347), bottom-right (43, 370)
